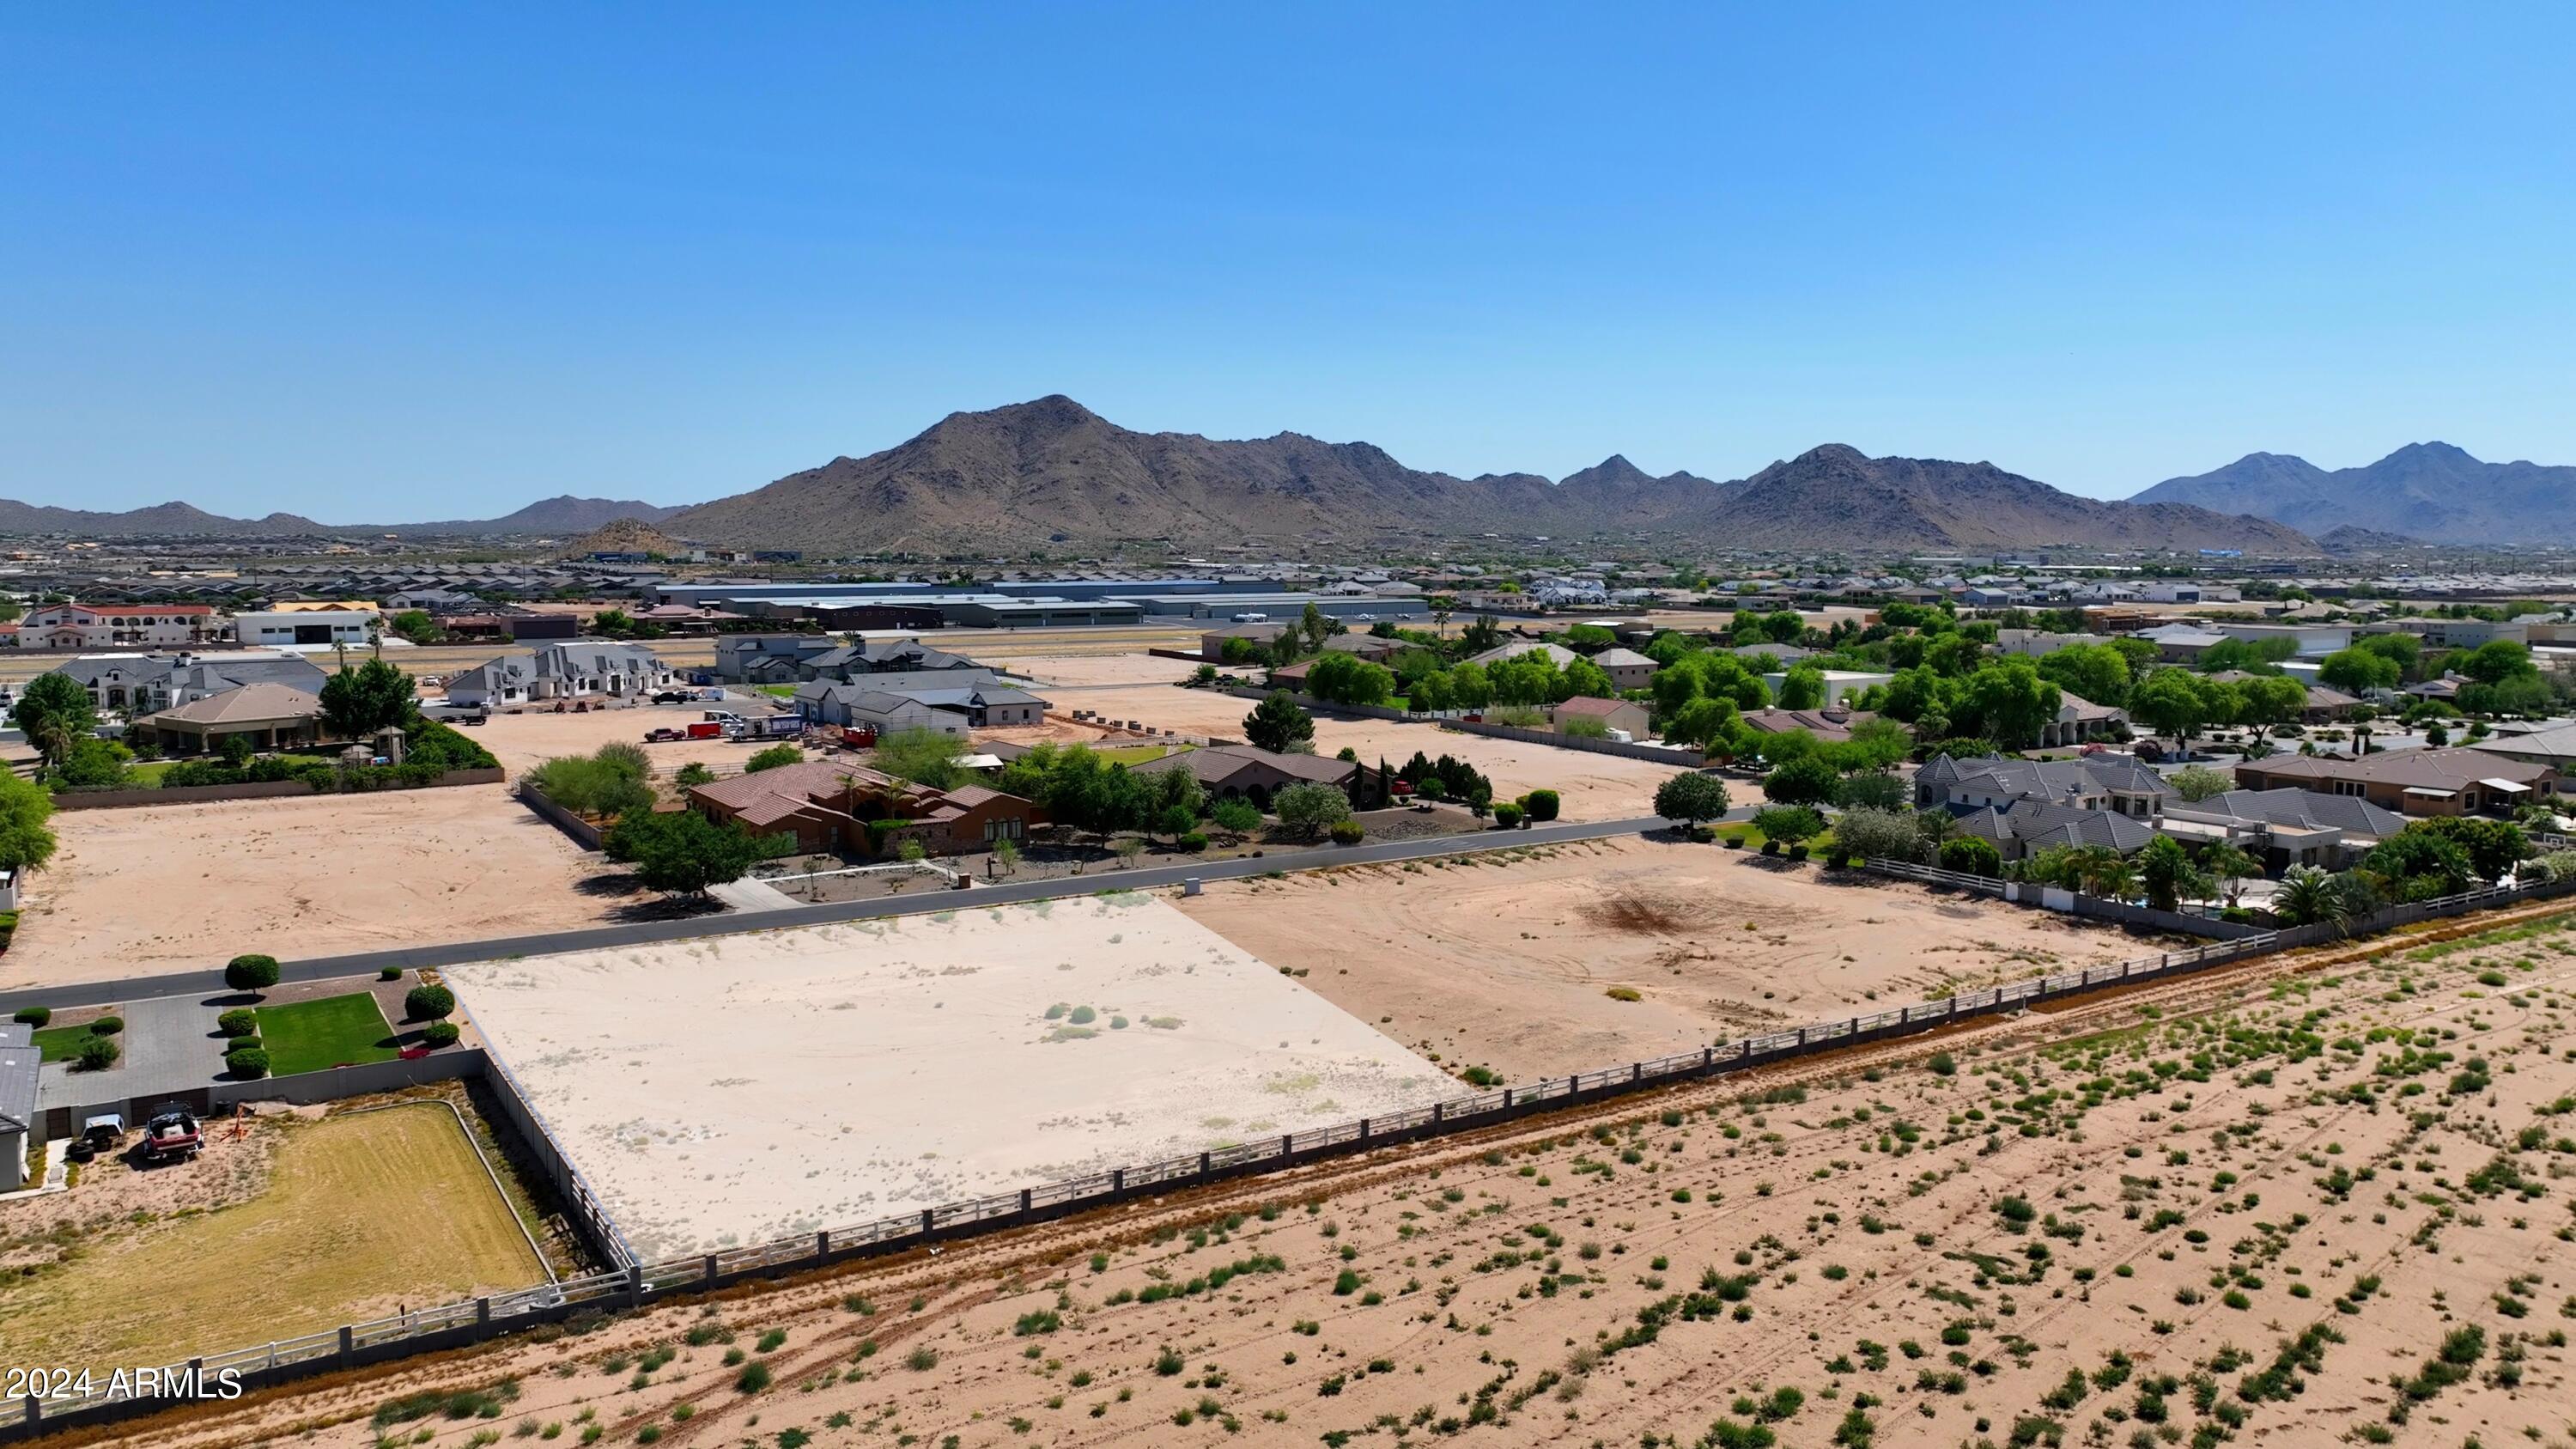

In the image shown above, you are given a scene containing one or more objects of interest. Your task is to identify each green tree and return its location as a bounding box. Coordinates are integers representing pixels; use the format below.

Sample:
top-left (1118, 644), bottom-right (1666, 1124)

top-left (1667, 697), bottom-right (1739, 752)
top-left (1750, 805), bottom-right (1826, 849)
top-left (1761, 756), bottom-right (1839, 807)
top-left (1305, 652), bottom-right (1395, 706)
top-left (1956, 660), bottom-right (2060, 749)
top-left (54, 737), bottom-right (133, 789)
top-left (224, 953), bottom-right (283, 995)
top-left (1273, 782), bottom-right (1353, 839)
top-left (1242, 691), bottom-right (1315, 753)
top-left (1210, 799), bottom-right (1263, 840)
top-left (1832, 770), bottom-right (1908, 812)
top-left (1775, 665), bottom-right (1827, 710)
top-left (2033, 642), bottom-right (2133, 708)
top-left (0, 773), bottom-right (58, 874)
top-left (2360, 826), bottom-right (2473, 899)
top-left (872, 727), bottom-right (967, 788)
top-left (2232, 673), bottom-right (2310, 727)
top-left (1299, 601), bottom-right (1333, 654)
top-left (319, 657), bottom-right (416, 738)
top-left (1654, 771), bottom-right (1731, 830)
top-left (1937, 836), bottom-right (2002, 878)
top-left (2318, 647), bottom-right (2402, 695)
top-left (2272, 864), bottom-right (2336, 926)
top-left (2403, 816), bottom-right (2529, 884)
top-left (11, 672), bottom-right (97, 768)
top-left (1832, 806), bottom-right (1928, 864)
top-left (388, 609), bottom-right (442, 644)
top-left (2166, 764), bottom-right (2232, 803)
top-left (2197, 842), bottom-right (2262, 909)
top-left (2127, 667), bottom-right (2216, 741)
top-left (745, 743), bottom-right (805, 773)
top-left (603, 809), bottom-right (762, 896)
top-left (2134, 835), bottom-right (2210, 912)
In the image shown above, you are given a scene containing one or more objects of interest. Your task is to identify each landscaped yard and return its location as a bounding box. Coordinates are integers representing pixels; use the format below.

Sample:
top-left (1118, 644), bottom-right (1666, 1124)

top-left (1092, 742), bottom-right (1185, 765)
top-left (0, 1105), bottom-right (544, 1371)
top-left (254, 992), bottom-right (401, 1075)
top-left (30, 1023), bottom-right (109, 1062)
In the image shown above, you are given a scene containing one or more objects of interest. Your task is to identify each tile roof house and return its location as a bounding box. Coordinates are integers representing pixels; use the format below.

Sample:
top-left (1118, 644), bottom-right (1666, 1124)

top-left (51, 651), bottom-right (328, 715)
top-left (136, 681), bottom-right (327, 754)
top-left (1550, 696), bottom-right (1650, 739)
top-left (1589, 647), bottom-right (1660, 691)
top-left (442, 642), bottom-right (675, 708)
top-left (1737, 707), bottom-right (1883, 745)
top-left (688, 759), bottom-right (1038, 855)
top-left (2469, 720), bottom-right (2576, 771)
top-left (2233, 747), bottom-right (2558, 818)
top-left (1464, 640), bottom-right (1579, 669)
top-left (2161, 788), bottom-right (2406, 873)
top-left (1129, 744), bottom-right (1357, 806)
top-left (1915, 752), bottom-right (2169, 861)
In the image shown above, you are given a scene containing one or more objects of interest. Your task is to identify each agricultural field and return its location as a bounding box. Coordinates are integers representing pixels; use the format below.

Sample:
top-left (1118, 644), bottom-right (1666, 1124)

top-left (3, 786), bottom-right (610, 987)
top-left (0, 1103), bottom-right (545, 1373)
top-left (143, 905), bottom-right (2576, 1449)
top-left (446, 899), bottom-right (1457, 1260)
top-left (1181, 836), bottom-right (2155, 1077)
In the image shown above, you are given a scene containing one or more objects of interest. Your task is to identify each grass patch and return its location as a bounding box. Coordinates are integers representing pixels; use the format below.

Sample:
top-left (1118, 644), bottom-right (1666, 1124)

top-left (30, 1024), bottom-right (111, 1062)
top-left (0, 1105), bottom-right (543, 1371)
top-left (1093, 743), bottom-right (1180, 765)
top-left (254, 993), bottom-right (402, 1075)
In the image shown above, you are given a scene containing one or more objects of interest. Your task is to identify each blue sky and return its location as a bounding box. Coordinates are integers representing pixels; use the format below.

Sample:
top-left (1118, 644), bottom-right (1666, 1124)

top-left (5, 3), bottom-right (2572, 520)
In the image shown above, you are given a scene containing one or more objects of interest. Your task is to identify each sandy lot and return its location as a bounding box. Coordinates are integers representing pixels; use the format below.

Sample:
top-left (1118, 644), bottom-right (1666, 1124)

top-left (447, 898), bottom-right (1455, 1260)
top-left (9, 786), bottom-right (607, 987)
top-left (462, 701), bottom-right (792, 776)
top-left (1181, 836), bottom-right (2156, 1077)
top-left (999, 681), bottom-right (1701, 820)
top-left (1004, 650), bottom-right (1209, 686)
top-left (175, 905), bottom-right (2576, 1449)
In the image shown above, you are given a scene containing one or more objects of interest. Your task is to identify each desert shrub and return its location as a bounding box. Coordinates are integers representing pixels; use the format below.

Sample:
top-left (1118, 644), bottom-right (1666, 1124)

top-left (224, 1045), bottom-right (270, 1079)
top-left (1178, 831), bottom-right (1209, 852)
top-left (379, 965), bottom-right (403, 981)
top-left (405, 983), bottom-right (457, 1020)
top-left (1788, 843), bottom-right (1810, 861)
top-left (1826, 847), bottom-right (1851, 868)
top-left (1723, 836), bottom-right (1743, 849)
top-left (1519, 788), bottom-right (1560, 822)
top-left (1276, 782), bottom-right (1355, 839)
top-left (1605, 985), bottom-right (1642, 1002)
top-left (225, 953), bottom-right (282, 993)
top-left (1492, 801), bottom-right (1524, 829)
top-left (217, 1008), bottom-right (259, 1036)
top-left (11, 1006), bottom-right (48, 1027)
top-left (1327, 819), bottom-right (1365, 845)
top-left (1760, 839), bottom-right (1781, 855)
top-left (77, 1035), bottom-right (121, 1071)
top-left (744, 744), bottom-right (804, 774)
top-left (422, 1020), bottom-right (462, 1048)
top-left (674, 762), bottom-right (715, 788)
top-left (88, 1014), bottom-right (123, 1035)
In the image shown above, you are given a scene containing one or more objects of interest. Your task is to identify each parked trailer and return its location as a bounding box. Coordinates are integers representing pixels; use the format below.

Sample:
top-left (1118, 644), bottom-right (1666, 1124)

top-left (759, 715), bottom-right (805, 738)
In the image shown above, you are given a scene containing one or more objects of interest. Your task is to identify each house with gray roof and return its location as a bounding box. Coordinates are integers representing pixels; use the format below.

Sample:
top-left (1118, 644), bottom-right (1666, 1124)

top-left (2162, 788), bottom-right (2405, 874)
top-left (1916, 752), bottom-right (2169, 861)
top-left (442, 642), bottom-right (675, 708)
top-left (801, 681), bottom-right (1050, 735)
top-left (799, 638), bottom-right (981, 682)
top-left (50, 650), bottom-right (330, 715)
top-left (0, 1022), bottom-right (36, 1191)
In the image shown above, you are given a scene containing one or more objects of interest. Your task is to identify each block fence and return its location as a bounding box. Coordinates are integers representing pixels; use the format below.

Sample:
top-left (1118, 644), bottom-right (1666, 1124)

top-left (7, 869), bottom-right (2572, 1440)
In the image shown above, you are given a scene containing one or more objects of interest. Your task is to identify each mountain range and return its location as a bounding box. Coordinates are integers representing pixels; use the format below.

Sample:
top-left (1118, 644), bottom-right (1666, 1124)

top-left (2129, 442), bottom-right (2573, 544)
top-left (27, 402), bottom-right (2558, 555)
top-left (660, 396), bottom-right (2315, 555)
top-left (0, 494), bottom-right (683, 540)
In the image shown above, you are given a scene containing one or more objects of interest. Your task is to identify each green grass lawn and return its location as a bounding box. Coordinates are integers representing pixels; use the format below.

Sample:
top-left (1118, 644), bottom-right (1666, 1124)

top-left (30, 1024), bottom-right (109, 1062)
top-left (254, 994), bottom-right (402, 1076)
top-left (1094, 743), bottom-right (1183, 765)
top-left (756, 684), bottom-right (798, 698)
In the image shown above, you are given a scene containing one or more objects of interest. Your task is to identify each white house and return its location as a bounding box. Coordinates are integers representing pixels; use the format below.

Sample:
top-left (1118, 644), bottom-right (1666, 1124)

top-left (233, 606), bottom-right (380, 648)
top-left (0, 603), bottom-right (226, 650)
top-left (443, 641), bottom-right (675, 708)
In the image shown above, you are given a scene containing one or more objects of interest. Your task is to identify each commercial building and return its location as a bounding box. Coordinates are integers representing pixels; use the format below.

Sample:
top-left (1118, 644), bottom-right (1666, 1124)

top-left (232, 605), bottom-right (380, 648)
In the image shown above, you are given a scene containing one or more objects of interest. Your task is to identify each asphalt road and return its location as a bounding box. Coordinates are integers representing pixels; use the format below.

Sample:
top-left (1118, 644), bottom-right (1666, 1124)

top-left (0, 810), bottom-right (1729, 1013)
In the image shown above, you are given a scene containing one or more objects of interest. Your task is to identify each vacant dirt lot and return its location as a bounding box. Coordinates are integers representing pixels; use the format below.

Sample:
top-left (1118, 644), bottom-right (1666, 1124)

top-left (447, 898), bottom-right (1455, 1260)
top-left (462, 701), bottom-right (789, 776)
top-left (146, 908), bottom-right (2576, 1449)
top-left (1181, 836), bottom-right (2155, 1078)
top-left (1005, 650), bottom-right (1208, 686)
top-left (994, 681), bottom-right (1701, 821)
top-left (0, 1103), bottom-right (543, 1373)
top-left (9, 786), bottom-right (607, 986)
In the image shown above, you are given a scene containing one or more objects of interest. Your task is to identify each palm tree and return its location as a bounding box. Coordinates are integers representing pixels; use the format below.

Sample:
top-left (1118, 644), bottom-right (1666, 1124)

top-left (2071, 845), bottom-right (2134, 900)
top-left (2274, 866), bottom-right (2336, 926)
top-left (2198, 843), bottom-right (2263, 910)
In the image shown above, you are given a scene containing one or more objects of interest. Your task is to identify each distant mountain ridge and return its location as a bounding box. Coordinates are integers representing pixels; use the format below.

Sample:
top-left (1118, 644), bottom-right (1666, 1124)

top-left (665, 396), bottom-right (2312, 554)
top-left (2131, 442), bottom-right (2573, 543)
top-left (0, 494), bottom-right (683, 539)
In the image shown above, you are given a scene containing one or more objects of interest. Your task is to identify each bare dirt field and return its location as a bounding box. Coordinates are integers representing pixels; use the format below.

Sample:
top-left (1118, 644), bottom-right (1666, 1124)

top-left (446, 899), bottom-right (1456, 1260)
top-left (136, 904), bottom-right (2576, 1449)
top-left (0, 1101), bottom-right (543, 1373)
top-left (462, 702), bottom-right (786, 776)
top-left (1003, 650), bottom-right (1209, 687)
top-left (8, 786), bottom-right (607, 987)
top-left (1181, 836), bottom-right (2168, 1078)
top-left (992, 682), bottom-right (1702, 821)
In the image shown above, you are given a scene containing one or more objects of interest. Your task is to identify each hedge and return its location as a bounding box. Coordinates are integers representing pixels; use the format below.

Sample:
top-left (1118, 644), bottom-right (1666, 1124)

top-left (405, 983), bottom-right (456, 1021)
top-left (224, 1046), bottom-right (271, 1080)
top-left (422, 1020), bottom-right (461, 1049)
top-left (217, 1008), bottom-right (258, 1037)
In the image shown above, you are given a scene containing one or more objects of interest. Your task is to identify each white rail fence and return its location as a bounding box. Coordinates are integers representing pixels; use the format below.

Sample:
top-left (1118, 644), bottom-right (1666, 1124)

top-left (9, 869), bottom-right (2572, 1440)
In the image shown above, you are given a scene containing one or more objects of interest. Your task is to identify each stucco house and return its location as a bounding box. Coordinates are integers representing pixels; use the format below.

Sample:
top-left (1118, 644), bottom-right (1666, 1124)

top-left (687, 759), bottom-right (1039, 856)
top-left (443, 642), bottom-right (675, 708)
top-left (1129, 744), bottom-right (1358, 808)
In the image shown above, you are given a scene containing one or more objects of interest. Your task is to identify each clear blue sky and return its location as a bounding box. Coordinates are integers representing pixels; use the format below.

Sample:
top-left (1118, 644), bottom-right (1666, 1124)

top-left (5, 3), bottom-right (2572, 520)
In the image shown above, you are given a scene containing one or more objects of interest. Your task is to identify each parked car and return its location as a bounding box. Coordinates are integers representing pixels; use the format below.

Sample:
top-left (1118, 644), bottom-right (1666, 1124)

top-left (704, 709), bottom-right (748, 725)
top-left (644, 727), bottom-right (686, 743)
top-left (651, 690), bottom-right (690, 704)
top-left (1230, 612), bottom-right (1268, 623)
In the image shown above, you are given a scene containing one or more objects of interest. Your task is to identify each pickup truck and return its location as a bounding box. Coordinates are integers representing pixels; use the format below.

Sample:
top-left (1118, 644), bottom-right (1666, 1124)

top-left (143, 1103), bottom-right (202, 1164)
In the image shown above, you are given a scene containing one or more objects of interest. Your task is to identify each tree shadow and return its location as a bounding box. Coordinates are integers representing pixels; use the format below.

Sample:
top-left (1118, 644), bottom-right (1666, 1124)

top-left (608, 894), bottom-right (729, 923)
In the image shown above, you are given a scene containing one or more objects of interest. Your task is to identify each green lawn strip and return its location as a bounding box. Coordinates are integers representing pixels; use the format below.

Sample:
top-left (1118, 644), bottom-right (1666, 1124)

top-left (254, 993), bottom-right (402, 1075)
top-left (31, 1025), bottom-right (106, 1062)
top-left (1093, 743), bottom-right (1176, 765)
